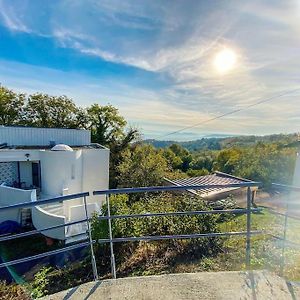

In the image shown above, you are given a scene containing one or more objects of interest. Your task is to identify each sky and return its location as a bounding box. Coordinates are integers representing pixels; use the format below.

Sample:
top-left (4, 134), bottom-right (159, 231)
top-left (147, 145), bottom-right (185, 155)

top-left (0, 0), bottom-right (299, 141)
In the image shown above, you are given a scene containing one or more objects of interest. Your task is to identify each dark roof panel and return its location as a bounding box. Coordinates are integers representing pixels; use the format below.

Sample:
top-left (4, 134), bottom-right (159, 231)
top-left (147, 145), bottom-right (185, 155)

top-left (167, 171), bottom-right (254, 198)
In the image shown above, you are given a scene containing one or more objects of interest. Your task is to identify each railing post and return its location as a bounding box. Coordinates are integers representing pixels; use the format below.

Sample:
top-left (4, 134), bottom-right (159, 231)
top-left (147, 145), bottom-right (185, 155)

top-left (280, 202), bottom-right (288, 276)
top-left (83, 195), bottom-right (98, 281)
top-left (246, 187), bottom-right (251, 269)
top-left (106, 194), bottom-right (117, 279)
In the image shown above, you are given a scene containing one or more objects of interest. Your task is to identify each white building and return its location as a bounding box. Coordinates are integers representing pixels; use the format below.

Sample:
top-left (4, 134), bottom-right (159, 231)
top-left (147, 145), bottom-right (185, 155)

top-left (0, 126), bottom-right (109, 243)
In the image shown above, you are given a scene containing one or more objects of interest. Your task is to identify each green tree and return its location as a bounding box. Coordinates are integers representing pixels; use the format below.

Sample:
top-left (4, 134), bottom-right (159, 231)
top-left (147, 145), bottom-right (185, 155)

top-left (0, 86), bottom-right (25, 125)
top-left (162, 148), bottom-right (183, 170)
top-left (214, 148), bottom-right (242, 173)
top-left (234, 143), bottom-right (296, 187)
top-left (87, 104), bottom-right (127, 145)
top-left (92, 193), bottom-right (221, 272)
top-left (24, 93), bottom-right (78, 128)
top-left (168, 144), bottom-right (192, 172)
top-left (117, 144), bottom-right (169, 188)
top-left (86, 104), bottom-right (139, 188)
top-left (186, 168), bottom-right (210, 177)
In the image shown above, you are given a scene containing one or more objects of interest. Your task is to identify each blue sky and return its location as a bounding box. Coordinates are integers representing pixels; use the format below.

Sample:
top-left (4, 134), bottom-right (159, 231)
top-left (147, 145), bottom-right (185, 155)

top-left (0, 0), bottom-right (300, 140)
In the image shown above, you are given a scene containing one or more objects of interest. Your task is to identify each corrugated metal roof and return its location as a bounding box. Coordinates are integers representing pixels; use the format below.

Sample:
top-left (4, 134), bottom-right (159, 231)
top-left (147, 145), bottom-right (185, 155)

top-left (166, 171), bottom-right (253, 198)
top-left (0, 126), bottom-right (90, 146)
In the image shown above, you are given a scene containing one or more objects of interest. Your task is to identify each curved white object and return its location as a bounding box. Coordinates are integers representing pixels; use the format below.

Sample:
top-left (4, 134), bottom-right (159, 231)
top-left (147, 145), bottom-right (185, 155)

top-left (51, 144), bottom-right (73, 152)
top-left (32, 205), bottom-right (66, 240)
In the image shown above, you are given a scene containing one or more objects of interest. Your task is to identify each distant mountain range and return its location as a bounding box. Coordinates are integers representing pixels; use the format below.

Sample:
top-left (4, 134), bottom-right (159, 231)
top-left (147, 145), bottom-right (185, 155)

top-left (144, 133), bottom-right (299, 152)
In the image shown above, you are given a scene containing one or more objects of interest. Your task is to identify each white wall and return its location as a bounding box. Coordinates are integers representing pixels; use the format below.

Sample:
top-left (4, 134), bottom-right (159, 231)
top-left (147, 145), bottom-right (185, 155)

top-left (32, 206), bottom-right (66, 240)
top-left (40, 148), bottom-right (109, 203)
top-left (82, 148), bottom-right (109, 206)
top-left (40, 150), bottom-right (85, 220)
top-left (0, 149), bottom-right (40, 162)
top-left (0, 185), bottom-right (36, 223)
top-left (40, 150), bottom-right (83, 196)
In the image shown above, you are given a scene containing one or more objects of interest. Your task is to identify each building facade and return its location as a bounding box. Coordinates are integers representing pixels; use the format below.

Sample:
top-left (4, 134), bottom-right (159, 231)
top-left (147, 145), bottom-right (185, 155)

top-left (0, 127), bottom-right (109, 242)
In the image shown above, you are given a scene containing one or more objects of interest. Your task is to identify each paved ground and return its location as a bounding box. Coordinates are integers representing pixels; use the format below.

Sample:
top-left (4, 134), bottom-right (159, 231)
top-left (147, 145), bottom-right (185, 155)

top-left (43, 270), bottom-right (300, 300)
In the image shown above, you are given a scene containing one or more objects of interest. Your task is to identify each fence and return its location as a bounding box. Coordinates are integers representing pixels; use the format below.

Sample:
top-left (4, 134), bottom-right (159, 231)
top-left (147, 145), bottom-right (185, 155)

top-left (0, 181), bottom-right (299, 285)
top-left (268, 183), bottom-right (300, 282)
top-left (93, 182), bottom-right (261, 279)
top-left (0, 182), bottom-right (300, 286)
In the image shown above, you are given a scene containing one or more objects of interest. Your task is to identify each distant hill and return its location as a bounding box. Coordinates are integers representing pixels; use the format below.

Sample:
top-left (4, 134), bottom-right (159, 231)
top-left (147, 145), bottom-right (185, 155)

top-left (144, 133), bottom-right (299, 152)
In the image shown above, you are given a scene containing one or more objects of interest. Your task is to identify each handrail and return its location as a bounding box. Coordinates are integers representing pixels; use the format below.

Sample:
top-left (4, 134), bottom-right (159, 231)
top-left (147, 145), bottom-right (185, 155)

top-left (98, 230), bottom-right (264, 244)
top-left (0, 217), bottom-right (89, 243)
top-left (268, 209), bottom-right (300, 221)
top-left (97, 208), bottom-right (262, 221)
top-left (93, 182), bottom-right (260, 196)
top-left (269, 234), bottom-right (300, 249)
top-left (272, 183), bottom-right (300, 192)
top-left (0, 181), bottom-right (286, 284)
top-left (0, 241), bottom-right (91, 269)
top-left (0, 191), bottom-right (89, 212)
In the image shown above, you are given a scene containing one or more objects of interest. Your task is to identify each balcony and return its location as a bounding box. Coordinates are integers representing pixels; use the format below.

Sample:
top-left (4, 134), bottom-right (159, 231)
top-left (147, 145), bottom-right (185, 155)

top-left (32, 194), bottom-right (100, 242)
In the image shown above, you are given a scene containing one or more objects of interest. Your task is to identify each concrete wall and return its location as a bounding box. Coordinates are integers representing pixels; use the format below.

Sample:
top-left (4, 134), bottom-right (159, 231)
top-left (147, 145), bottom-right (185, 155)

top-left (32, 206), bottom-right (66, 240)
top-left (0, 185), bottom-right (36, 223)
top-left (40, 150), bottom-right (83, 196)
top-left (82, 148), bottom-right (109, 206)
top-left (0, 149), bottom-right (40, 162)
top-left (38, 148), bottom-right (109, 221)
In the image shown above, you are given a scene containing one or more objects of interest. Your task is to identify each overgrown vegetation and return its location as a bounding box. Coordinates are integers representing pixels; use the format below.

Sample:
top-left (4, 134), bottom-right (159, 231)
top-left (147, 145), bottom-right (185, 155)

top-left (30, 267), bottom-right (52, 299)
top-left (91, 194), bottom-right (221, 256)
top-left (0, 281), bottom-right (31, 300)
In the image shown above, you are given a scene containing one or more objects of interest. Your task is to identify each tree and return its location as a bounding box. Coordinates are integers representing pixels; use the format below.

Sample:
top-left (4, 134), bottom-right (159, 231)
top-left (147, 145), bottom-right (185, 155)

top-left (24, 93), bottom-right (78, 128)
top-left (214, 148), bottom-right (242, 173)
top-left (234, 143), bottom-right (296, 187)
top-left (91, 193), bottom-right (222, 273)
top-left (0, 86), bottom-right (25, 125)
top-left (117, 144), bottom-right (169, 188)
top-left (162, 148), bottom-right (183, 170)
top-left (87, 104), bottom-right (127, 145)
top-left (86, 104), bottom-right (139, 188)
top-left (168, 144), bottom-right (192, 172)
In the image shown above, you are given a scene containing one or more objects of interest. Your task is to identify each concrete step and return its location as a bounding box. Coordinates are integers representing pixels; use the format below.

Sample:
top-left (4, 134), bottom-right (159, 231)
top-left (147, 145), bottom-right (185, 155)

top-left (42, 270), bottom-right (300, 300)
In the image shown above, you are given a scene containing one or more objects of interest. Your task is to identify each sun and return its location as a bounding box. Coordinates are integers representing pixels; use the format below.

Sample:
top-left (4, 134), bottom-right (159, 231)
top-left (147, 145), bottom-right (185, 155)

top-left (214, 48), bottom-right (237, 73)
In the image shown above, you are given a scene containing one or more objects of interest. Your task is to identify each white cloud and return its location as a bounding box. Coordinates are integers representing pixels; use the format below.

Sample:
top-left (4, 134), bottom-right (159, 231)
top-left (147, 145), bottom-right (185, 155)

top-left (0, 1), bottom-right (30, 32)
top-left (0, 0), bottom-right (300, 139)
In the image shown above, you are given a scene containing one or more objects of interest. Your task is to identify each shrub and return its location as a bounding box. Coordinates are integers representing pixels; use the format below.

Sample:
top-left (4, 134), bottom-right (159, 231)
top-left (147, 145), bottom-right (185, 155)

top-left (0, 281), bottom-right (31, 300)
top-left (91, 193), bottom-right (222, 270)
top-left (30, 266), bottom-right (52, 298)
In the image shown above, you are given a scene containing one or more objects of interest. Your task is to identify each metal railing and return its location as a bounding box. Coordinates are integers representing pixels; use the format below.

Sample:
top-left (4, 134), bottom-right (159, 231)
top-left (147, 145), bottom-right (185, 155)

top-left (270, 183), bottom-right (300, 278)
top-left (93, 181), bottom-right (261, 279)
top-left (0, 192), bottom-right (98, 279)
top-left (0, 181), bottom-right (282, 283)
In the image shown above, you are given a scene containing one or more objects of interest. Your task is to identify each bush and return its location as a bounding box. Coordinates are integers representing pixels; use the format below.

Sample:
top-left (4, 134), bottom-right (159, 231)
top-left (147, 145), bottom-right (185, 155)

top-left (91, 193), bottom-right (222, 272)
top-left (0, 281), bottom-right (31, 300)
top-left (30, 266), bottom-right (52, 298)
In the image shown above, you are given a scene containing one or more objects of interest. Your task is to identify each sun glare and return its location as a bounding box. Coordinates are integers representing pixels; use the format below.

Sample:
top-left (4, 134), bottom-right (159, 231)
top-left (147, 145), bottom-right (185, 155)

top-left (214, 48), bottom-right (237, 73)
